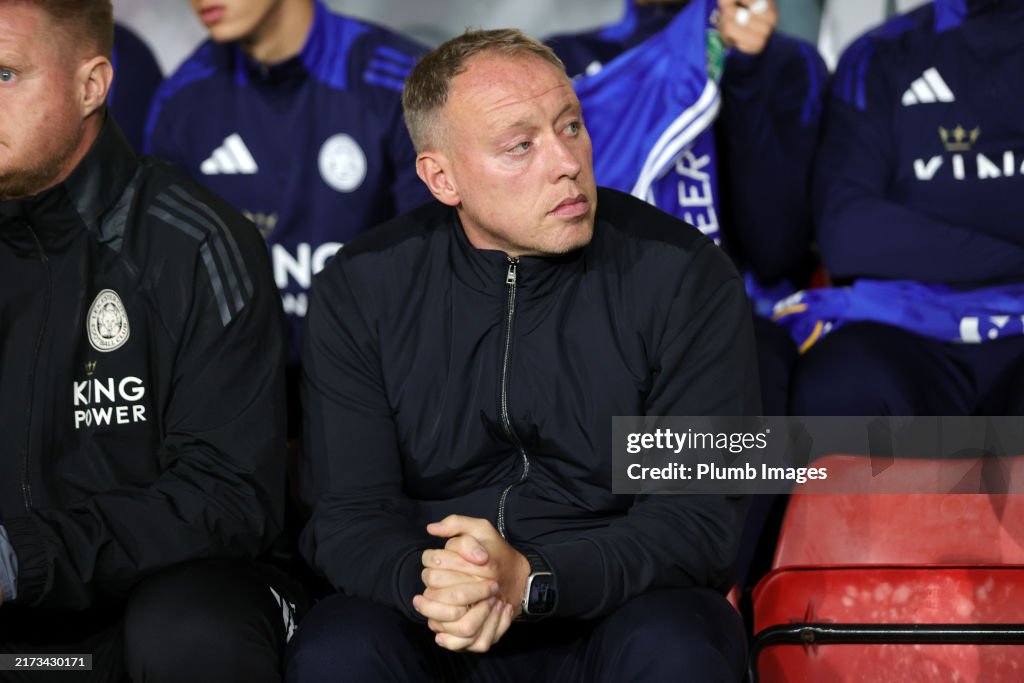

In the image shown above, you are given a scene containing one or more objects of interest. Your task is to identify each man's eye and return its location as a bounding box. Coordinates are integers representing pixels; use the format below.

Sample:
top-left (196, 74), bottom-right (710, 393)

top-left (0, 69), bottom-right (14, 83)
top-left (509, 141), bottom-right (531, 154)
top-left (565, 121), bottom-right (581, 135)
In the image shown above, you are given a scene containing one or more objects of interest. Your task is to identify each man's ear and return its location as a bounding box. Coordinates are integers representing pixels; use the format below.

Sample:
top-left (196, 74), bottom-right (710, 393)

top-left (416, 152), bottom-right (460, 207)
top-left (77, 56), bottom-right (113, 119)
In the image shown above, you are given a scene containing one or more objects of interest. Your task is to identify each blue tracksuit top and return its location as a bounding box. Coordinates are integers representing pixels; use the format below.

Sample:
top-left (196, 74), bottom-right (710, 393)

top-left (144, 1), bottom-right (431, 362)
top-left (547, 1), bottom-right (827, 287)
top-left (815, 0), bottom-right (1024, 286)
top-left (110, 23), bottom-right (163, 154)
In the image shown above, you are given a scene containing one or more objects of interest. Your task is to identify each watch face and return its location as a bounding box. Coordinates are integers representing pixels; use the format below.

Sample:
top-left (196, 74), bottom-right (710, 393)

top-left (527, 572), bottom-right (556, 614)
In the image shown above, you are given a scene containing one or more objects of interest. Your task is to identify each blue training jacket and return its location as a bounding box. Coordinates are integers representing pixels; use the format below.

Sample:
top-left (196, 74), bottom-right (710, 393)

top-left (144, 1), bottom-right (431, 363)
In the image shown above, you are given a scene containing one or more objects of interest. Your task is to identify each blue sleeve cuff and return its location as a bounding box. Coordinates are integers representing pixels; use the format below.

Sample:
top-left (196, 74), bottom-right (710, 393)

top-left (0, 524), bottom-right (19, 602)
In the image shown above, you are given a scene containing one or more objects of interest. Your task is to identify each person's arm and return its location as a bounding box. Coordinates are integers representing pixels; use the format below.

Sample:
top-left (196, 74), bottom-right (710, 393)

top-left (1, 204), bottom-right (287, 609)
top-left (717, 33), bottom-right (827, 283)
top-left (299, 256), bottom-right (432, 621)
top-left (815, 36), bottom-right (1024, 282)
top-left (142, 47), bottom-right (213, 169)
top-left (538, 242), bottom-right (759, 619)
top-left (0, 526), bottom-right (17, 604)
top-left (110, 23), bottom-right (164, 153)
top-left (143, 86), bottom-right (189, 169)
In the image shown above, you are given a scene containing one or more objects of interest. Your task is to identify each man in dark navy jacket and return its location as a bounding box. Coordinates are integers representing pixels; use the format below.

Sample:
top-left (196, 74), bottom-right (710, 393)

top-left (1, 2), bottom-right (295, 680)
top-left (289, 28), bottom-right (759, 683)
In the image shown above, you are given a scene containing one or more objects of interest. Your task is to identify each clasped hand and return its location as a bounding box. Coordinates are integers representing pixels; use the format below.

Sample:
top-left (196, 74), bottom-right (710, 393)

top-left (412, 515), bottom-right (531, 653)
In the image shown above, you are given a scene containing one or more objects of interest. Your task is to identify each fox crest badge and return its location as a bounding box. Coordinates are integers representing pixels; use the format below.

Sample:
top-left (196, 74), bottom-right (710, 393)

top-left (87, 289), bottom-right (130, 352)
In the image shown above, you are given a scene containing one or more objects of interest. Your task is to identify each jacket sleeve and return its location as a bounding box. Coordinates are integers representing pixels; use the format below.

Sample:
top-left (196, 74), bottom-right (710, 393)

top-left (143, 111), bottom-right (187, 176)
top-left (142, 66), bottom-right (199, 170)
top-left (299, 259), bottom-right (431, 621)
top-left (717, 34), bottom-right (828, 284)
top-left (815, 37), bottom-right (1024, 283)
top-left (3, 206), bottom-right (287, 609)
top-left (537, 242), bottom-right (760, 619)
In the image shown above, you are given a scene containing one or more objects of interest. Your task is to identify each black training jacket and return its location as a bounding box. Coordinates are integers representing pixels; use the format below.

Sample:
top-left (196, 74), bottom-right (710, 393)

top-left (0, 119), bottom-right (286, 609)
top-left (301, 188), bottom-right (760, 621)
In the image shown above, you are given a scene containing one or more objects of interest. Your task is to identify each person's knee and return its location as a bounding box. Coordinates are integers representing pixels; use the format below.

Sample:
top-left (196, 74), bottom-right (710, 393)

top-left (790, 323), bottom-right (907, 415)
top-left (124, 562), bottom-right (283, 683)
top-left (754, 317), bottom-right (798, 415)
top-left (286, 595), bottom-right (413, 683)
top-left (596, 589), bottom-right (746, 681)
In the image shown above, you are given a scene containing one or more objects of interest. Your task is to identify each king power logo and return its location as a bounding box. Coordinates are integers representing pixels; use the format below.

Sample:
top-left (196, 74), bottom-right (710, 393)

top-left (272, 242), bottom-right (343, 317)
top-left (73, 376), bottom-right (148, 430)
top-left (914, 125), bottom-right (1024, 182)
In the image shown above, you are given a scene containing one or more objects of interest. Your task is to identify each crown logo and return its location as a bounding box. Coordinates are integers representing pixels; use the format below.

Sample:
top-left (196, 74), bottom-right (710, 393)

top-left (939, 125), bottom-right (980, 152)
top-left (85, 360), bottom-right (96, 376)
top-left (243, 211), bottom-right (279, 238)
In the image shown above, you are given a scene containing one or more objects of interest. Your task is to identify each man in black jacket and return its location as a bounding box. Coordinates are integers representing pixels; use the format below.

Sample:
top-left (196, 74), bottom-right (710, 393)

top-left (290, 29), bottom-right (759, 682)
top-left (0, 2), bottom-right (294, 680)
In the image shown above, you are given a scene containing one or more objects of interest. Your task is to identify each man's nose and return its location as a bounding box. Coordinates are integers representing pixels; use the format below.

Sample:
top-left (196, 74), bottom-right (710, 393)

top-left (548, 136), bottom-right (582, 181)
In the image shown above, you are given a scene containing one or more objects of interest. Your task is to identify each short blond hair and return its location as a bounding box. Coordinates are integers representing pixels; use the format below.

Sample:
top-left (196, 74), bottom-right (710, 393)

top-left (16, 0), bottom-right (114, 59)
top-left (402, 28), bottom-right (567, 152)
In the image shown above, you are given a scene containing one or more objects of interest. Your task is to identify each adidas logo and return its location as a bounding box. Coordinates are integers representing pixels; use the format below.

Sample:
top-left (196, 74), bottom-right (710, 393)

top-left (901, 68), bottom-right (955, 106)
top-left (200, 134), bottom-right (258, 175)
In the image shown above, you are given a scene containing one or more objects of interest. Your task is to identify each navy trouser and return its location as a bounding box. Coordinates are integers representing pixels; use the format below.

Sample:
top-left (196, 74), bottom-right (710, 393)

top-left (0, 560), bottom-right (298, 682)
top-left (790, 322), bottom-right (1024, 416)
top-left (286, 588), bottom-right (746, 682)
top-left (737, 317), bottom-right (796, 590)
top-left (753, 316), bottom-right (798, 417)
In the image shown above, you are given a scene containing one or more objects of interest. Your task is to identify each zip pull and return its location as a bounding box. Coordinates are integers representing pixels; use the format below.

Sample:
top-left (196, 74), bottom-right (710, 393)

top-left (506, 258), bottom-right (518, 285)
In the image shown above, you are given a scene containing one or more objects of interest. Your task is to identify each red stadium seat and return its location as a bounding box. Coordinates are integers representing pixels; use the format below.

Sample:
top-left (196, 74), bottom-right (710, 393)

top-left (750, 454), bottom-right (1024, 682)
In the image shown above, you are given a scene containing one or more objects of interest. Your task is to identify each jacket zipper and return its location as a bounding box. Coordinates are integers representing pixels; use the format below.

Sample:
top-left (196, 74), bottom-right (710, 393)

top-left (21, 225), bottom-right (49, 511)
top-left (496, 257), bottom-right (530, 539)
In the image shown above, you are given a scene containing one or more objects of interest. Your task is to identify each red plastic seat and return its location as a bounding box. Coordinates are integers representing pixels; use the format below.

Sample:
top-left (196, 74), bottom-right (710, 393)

top-left (751, 454), bottom-right (1024, 682)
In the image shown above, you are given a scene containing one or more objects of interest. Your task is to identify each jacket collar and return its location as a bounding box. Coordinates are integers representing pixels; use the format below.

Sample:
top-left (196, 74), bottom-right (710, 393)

top-left (0, 116), bottom-right (138, 245)
top-left (233, 0), bottom-right (335, 88)
top-left (448, 208), bottom-right (587, 300)
top-left (958, 0), bottom-right (1024, 53)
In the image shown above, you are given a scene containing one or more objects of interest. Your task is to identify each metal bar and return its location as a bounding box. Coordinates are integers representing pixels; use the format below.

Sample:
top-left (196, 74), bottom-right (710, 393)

top-left (748, 623), bottom-right (1024, 683)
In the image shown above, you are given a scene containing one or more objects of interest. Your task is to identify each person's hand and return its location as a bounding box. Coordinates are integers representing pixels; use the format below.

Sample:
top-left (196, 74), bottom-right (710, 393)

top-left (412, 569), bottom-right (512, 652)
top-left (415, 590), bottom-right (515, 652)
top-left (717, 0), bottom-right (777, 55)
top-left (412, 515), bottom-right (530, 652)
top-left (425, 515), bottom-right (531, 612)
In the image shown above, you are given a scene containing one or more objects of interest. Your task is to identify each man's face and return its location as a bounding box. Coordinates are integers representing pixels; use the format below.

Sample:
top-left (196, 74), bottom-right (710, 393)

top-left (189, 0), bottom-right (282, 43)
top-left (440, 53), bottom-right (597, 257)
top-left (0, 4), bottom-right (86, 200)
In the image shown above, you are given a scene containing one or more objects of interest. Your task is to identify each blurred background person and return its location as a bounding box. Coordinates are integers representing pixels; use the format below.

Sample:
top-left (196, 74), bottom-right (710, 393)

top-left (781, 0), bottom-right (1024, 417)
top-left (144, 0), bottom-right (431, 436)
